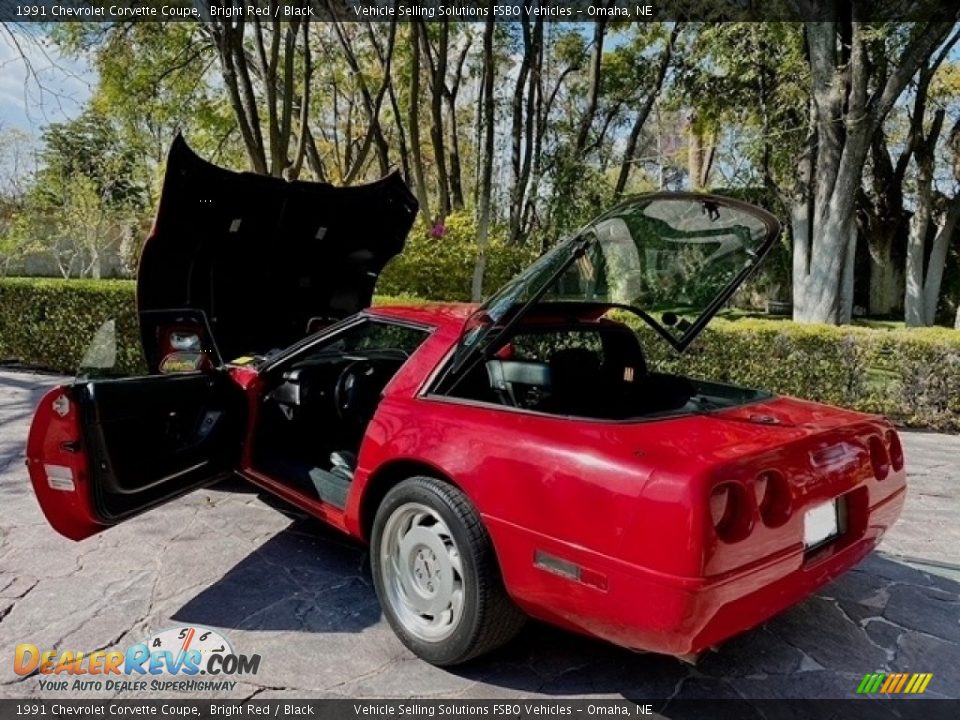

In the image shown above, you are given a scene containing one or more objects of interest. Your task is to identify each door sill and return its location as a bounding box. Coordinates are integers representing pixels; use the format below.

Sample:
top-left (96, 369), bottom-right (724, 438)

top-left (240, 466), bottom-right (351, 535)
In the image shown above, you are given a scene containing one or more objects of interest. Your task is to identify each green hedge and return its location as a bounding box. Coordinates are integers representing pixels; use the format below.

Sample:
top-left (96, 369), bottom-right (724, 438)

top-left (1, 277), bottom-right (958, 431)
top-left (0, 277), bottom-right (146, 376)
top-left (626, 317), bottom-right (960, 432)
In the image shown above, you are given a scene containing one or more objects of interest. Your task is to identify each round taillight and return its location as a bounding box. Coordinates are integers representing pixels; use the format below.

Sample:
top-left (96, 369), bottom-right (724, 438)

top-left (755, 470), bottom-right (791, 527)
top-left (753, 474), bottom-right (767, 505)
top-left (886, 430), bottom-right (904, 472)
top-left (869, 436), bottom-right (891, 480)
top-left (709, 482), bottom-right (752, 541)
top-left (710, 484), bottom-right (733, 528)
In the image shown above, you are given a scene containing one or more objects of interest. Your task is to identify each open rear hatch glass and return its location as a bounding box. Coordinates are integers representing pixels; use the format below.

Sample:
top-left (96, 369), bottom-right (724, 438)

top-left (447, 193), bottom-right (780, 378)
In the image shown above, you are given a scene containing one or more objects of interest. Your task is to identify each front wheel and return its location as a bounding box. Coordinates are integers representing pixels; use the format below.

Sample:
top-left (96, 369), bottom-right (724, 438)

top-left (370, 476), bottom-right (526, 665)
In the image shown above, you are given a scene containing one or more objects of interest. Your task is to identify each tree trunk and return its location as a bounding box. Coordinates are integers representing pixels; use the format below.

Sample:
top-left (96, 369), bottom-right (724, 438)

top-left (614, 24), bottom-right (680, 198)
top-left (686, 123), bottom-right (715, 191)
top-left (904, 110), bottom-right (944, 326)
top-left (446, 108), bottom-right (465, 212)
top-left (366, 21), bottom-right (410, 182)
top-left (471, 8), bottom-right (496, 302)
top-left (574, 15), bottom-right (608, 155)
top-left (790, 199), bottom-right (811, 321)
top-left (861, 133), bottom-right (908, 316)
top-left (796, 18), bottom-right (954, 325)
top-left (423, 20), bottom-right (451, 218)
top-left (687, 116), bottom-right (703, 190)
top-left (922, 199), bottom-right (960, 325)
top-left (841, 224), bottom-right (857, 323)
top-left (214, 22), bottom-right (268, 174)
top-left (516, 17), bottom-right (543, 239)
top-left (440, 29), bottom-right (472, 211)
top-left (331, 20), bottom-right (393, 183)
top-left (867, 242), bottom-right (903, 317)
top-left (508, 9), bottom-right (534, 244)
top-left (904, 191), bottom-right (931, 326)
top-left (796, 20), bottom-right (860, 324)
top-left (407, 23), bottom-right (431, 221)
top-left (799, 201), bottom-right (859, 325)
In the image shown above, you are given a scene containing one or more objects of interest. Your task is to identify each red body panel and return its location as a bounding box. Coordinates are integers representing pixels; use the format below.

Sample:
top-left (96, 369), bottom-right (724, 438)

top-left (26, 387), bottom-right (102, 540)
top-left (347, 306), bottom-right (906, 654)
top-left (26, 302), bottom-right (907, 657)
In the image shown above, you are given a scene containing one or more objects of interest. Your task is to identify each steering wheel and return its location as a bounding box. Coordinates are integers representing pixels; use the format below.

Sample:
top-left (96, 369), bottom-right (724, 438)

top-left (333, 359), bottom-right (376, 423)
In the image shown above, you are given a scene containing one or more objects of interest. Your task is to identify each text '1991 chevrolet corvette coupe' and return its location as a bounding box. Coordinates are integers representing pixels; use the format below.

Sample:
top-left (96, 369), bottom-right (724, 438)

top-left (26, 137), bottom-right (906, 666)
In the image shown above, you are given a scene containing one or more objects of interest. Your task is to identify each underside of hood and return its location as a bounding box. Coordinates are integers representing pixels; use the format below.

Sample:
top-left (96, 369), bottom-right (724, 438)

top-left (137, 134), bottom-right (418, 361)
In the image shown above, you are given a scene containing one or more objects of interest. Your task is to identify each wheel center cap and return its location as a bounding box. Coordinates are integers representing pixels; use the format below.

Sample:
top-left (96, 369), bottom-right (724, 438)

top-left (413, 547), bottom-right (441, 593)
top-left (399, 528), bottom-right (454, 614)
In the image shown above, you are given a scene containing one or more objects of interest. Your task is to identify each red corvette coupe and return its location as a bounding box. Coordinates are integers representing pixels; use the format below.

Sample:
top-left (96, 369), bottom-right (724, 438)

top-left (27, 138), bottom-right (906, 666)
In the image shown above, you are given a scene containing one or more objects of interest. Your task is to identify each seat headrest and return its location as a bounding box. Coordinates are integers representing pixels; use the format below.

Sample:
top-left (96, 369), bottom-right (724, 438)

top-left (549, 348), bottom-right (601, 388)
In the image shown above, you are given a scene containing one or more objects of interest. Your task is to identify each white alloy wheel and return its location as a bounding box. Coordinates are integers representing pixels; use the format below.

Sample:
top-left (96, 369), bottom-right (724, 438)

top-left (379, 501), bottom-right (465, 642)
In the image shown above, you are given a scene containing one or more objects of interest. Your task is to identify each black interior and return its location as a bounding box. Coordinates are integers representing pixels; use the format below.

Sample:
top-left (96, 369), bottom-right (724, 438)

top-left (250, 320), bottom-right (429, 505)
top-left (76, 372), bottom-right (246, 521)
top-left (252, 352), bottom-right (406, 496)
top-left (451, 321), bottom-right (766, 420)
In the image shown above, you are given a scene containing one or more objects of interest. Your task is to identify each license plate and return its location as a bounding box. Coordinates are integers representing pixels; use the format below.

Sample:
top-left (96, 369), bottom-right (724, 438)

top-left (804, 499), bottom-right (840, 549)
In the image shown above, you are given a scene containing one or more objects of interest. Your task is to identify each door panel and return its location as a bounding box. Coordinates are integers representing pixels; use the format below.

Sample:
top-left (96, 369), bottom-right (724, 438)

top-left (27, 385), bottom-right (99, 540)
top-left (27, 372), bottom-right (246, 540)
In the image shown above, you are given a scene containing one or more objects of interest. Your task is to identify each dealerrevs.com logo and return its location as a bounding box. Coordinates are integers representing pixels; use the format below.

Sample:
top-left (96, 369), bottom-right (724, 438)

top-left (14, 626), bottom-right (260, 693)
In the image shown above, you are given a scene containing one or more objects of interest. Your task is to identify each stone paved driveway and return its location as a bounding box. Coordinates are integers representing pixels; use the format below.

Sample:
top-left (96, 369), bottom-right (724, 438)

top-left (0, 369), bottom-right (958, 700)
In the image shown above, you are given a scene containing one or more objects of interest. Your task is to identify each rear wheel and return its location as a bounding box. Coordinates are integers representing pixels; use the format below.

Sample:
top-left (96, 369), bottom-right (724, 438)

top-left (370, 476), bottom-right (525, 665)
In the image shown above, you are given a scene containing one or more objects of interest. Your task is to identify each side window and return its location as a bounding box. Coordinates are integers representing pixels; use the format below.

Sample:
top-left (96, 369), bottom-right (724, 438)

top-left (507, 330), bottom-right (605, 363)
top-left (301, 319), bottom-right (429, 360)
top-left (352, 322), bottom-right (430, 354)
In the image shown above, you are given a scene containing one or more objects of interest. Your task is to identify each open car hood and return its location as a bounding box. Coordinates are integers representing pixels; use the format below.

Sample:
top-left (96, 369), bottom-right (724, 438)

top-left (452, 193), bottom-right (780, 370)
top-left (137, 135), bottom-right (418, 361)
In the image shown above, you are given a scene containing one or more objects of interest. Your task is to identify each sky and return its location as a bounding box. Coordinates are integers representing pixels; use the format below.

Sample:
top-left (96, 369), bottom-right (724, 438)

top-left (0, 25), bottom-right (94, 136)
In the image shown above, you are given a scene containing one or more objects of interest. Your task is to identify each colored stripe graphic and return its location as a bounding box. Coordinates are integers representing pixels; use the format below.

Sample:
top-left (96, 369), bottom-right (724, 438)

top-left (893, 674), bottom-right (909, 693)
top-left (857, 672), bottom-right (932, 694)
top-left (857, 673), bottom-right (881, 693)
top-left (881, 674), bottom-right (900, 693)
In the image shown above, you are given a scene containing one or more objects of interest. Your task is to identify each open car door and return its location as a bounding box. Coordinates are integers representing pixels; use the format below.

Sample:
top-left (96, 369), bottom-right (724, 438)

top-left (26, 320), bottom-right (246, 541)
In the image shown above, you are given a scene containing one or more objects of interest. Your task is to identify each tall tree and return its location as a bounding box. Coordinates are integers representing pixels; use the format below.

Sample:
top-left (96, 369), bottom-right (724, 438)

top-left (471, 5), bottom-right (496, 302)
top-left (508, 7), bottom-right (542, 243)
top-left (574, 10), bottom-right (611, 155)
top-left (860, 30), bottom-right (960, 318)
top-left (794, 11), bottom-right (956, 324)
top-left (904, 116), bottom-right (960, 326)
top-left (407, 22), bottom-right (431, 221)
top-left (420, 20), bottom-right (452, 218)
top-left (614, 23), bottom-right (682, 197)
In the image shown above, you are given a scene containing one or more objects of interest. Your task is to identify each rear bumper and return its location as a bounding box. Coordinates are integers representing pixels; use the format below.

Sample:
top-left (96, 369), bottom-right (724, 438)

top-left (488, 486), bottom-right (906, 656)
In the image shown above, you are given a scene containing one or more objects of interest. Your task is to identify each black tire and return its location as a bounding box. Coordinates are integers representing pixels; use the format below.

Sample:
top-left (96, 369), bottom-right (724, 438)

top-left (370, 476), bottom-right (526, 666)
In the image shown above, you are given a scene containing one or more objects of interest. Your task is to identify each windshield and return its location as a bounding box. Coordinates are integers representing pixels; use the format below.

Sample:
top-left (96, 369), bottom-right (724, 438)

top-left (460, 194), bottom-right (778, 365)
top-left (453, 240), bottom-right (581, 365)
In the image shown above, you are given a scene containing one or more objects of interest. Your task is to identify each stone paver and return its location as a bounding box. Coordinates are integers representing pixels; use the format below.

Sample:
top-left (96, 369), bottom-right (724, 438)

top-left (0, 369), bottom-right (957, 700)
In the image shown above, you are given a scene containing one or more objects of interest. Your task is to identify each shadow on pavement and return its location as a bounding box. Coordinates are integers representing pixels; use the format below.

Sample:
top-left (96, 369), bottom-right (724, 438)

top-left (172, 512), bottom-right (960, 699)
